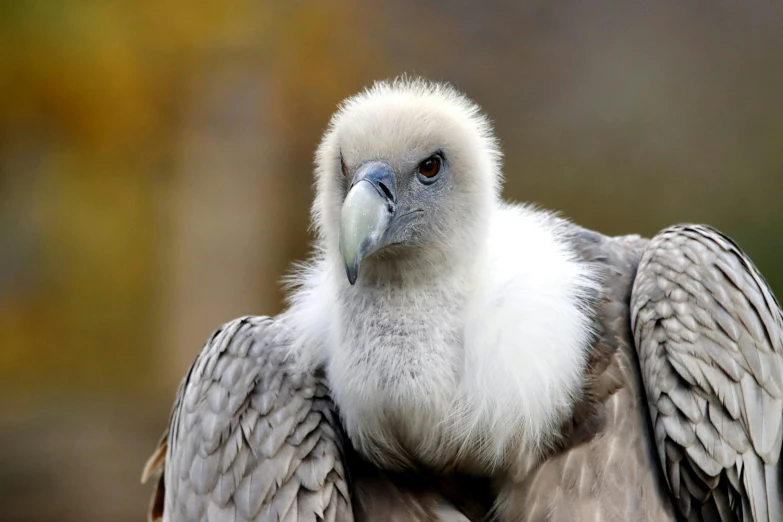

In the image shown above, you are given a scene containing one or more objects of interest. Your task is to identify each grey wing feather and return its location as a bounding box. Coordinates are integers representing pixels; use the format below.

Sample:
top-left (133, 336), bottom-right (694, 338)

top-left (142, 316), bottom-right (352, 522)
top-left (631, 224), bottom-right (783, 521)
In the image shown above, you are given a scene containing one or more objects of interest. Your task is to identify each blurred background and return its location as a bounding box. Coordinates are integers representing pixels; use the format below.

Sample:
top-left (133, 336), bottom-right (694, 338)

top-left (1, 1), bottom-right (782, 520)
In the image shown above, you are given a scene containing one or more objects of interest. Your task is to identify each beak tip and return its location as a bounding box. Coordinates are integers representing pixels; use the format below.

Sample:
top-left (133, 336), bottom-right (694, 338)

top-left (346, 265), bottom-right (358, 285)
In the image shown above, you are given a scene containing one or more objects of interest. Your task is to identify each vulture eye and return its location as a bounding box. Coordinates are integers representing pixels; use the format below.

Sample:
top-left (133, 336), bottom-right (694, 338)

top-left (417, 154), bottom-right (442, 182)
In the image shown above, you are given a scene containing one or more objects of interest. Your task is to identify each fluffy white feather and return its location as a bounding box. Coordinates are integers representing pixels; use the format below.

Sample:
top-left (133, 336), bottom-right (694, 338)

top-left (283, 78), bottom-right (599, 479)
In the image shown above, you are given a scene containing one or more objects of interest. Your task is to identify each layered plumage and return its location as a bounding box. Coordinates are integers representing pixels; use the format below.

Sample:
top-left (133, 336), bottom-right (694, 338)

top-left (633, 225), bottom-right (783, 521)
top-left (144, 79), bottom-right (783, 521)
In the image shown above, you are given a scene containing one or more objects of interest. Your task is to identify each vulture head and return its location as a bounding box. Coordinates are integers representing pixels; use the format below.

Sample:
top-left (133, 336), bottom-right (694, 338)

top-left (313, 79), bottom-right (503, 285)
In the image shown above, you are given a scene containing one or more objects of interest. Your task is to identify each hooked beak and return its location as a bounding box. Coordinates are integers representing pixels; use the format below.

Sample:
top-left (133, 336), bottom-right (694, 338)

top-left (339, 162), bottom-right (397, 285)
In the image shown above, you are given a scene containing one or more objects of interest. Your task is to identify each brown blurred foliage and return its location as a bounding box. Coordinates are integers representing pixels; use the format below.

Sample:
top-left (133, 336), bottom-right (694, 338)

top-left (0, 1), bottom-right (781, 520)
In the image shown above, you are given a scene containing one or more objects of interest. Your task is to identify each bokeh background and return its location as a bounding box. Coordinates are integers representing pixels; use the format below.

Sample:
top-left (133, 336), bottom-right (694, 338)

top-left (1, 1), bottom-right (782, 520)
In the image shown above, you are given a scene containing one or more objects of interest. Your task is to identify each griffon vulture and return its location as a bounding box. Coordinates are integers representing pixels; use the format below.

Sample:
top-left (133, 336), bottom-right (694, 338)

top-left (143, 78), bottom-right (783, 522)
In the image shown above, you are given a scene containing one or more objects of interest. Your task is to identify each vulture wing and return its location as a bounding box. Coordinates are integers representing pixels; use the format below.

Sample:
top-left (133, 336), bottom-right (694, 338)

top-left (141, 316), bottom-right (353, 522)
top-left (141, 316), bottom-right (490, 522)
top-left (631, 224), bottom-right (783, 521)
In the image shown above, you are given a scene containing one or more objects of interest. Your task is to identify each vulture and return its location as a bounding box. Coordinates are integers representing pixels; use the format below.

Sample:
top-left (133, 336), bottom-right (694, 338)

top-left (143, 78), bottom-right (783, 522)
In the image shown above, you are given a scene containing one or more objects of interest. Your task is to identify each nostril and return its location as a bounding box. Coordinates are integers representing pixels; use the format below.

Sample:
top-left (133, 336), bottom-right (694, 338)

top-left (378, 181), bottom-right (395, 203)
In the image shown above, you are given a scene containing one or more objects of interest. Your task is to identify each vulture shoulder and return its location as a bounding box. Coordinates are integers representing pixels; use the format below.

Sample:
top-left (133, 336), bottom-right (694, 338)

top-left (142, 316), bottom-right (493, 522)
top-left (141, 316), bottom-right (352, 522)
top-left (632, 224), bottom-right (783, 521)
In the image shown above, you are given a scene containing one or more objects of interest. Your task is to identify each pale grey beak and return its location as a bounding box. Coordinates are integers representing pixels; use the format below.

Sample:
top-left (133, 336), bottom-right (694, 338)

top-left (339, 162), bottom-right (397, 285)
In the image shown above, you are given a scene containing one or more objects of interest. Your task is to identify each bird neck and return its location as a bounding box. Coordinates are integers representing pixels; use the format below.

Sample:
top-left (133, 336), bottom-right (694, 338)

top-left (351, 247), bottom-right (483, 291)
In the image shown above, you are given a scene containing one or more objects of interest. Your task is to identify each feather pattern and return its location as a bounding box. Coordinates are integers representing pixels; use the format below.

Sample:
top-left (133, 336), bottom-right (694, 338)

top-left (142, 316), bottom-right (353, 522)
top-left (143, 316), bottom-right (490, 522)
top-left (631, 224), bottom-right (783, 521)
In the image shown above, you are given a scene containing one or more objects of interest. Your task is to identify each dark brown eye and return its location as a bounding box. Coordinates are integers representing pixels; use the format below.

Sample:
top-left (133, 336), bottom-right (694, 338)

top-left (418, 155), bottom-right (441, 179)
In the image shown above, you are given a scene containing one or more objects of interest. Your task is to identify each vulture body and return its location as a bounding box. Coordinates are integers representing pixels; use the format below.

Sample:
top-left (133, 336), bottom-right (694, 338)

top-left (144, 79), bottom-right (783, 521)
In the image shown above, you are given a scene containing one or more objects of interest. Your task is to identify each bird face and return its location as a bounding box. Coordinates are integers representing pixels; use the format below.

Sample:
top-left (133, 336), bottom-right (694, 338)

top-left (313, 80), bottom-right (502, 285)
top-left (338, 150), bottom-right (449, 284)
